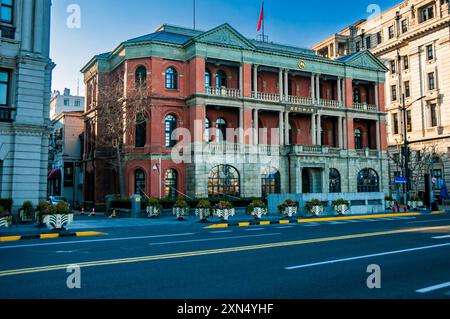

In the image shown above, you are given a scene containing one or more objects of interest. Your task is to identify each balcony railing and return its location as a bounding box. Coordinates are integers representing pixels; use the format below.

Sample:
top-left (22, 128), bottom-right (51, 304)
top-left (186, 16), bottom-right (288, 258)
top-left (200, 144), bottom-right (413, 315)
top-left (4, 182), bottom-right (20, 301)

top-left (353, 102), bottom-right (378, 112)
top-left (205, 143), bottom-right (241, 153)
top-left (206, 86), bottom-right (241, 98)
top-left (252, 92), bottom-right (281, 102)
top-left (356, 148), bottom-right (379, 158)
top-left (258, 145), bottom-right (280, 155)
top-left (0, 25), bottom-right (15, 40)
top-left (288, 95), bottom-right (314, 106)
top-left (0, 107), bottom-right (16, 122)
top-left (319, 99), bottom-right (343, 108)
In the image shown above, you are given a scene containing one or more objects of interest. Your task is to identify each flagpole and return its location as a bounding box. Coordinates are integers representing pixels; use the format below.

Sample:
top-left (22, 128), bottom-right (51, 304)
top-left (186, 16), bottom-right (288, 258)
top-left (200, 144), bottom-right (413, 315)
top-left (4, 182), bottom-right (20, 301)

top-left (193, 0), bottom-right (196, 30)
top-left (262, 0), bottom-right (265, 40)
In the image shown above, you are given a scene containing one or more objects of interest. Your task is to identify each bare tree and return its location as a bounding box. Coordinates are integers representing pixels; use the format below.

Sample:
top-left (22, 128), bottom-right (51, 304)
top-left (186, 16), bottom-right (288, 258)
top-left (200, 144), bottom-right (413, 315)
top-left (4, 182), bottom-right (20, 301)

top-left (93, 70), bottom-right (151, 198)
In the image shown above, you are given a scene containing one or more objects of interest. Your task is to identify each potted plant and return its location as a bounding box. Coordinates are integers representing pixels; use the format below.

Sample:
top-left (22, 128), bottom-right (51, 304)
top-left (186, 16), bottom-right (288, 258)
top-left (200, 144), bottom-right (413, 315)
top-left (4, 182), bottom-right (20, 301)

top-left (19, 201), bottom-right (34, 222)
top-left (195, 199), bottom-right (212, 222)
top-left (408, 195), bottom-right (423, 210)
top-left (278, 199), bottom-right (298, 218)
top-left (385, 195), bottom-right (394, 209)
top-left (173, 199), bottom-right (190, 220)
top-left (333, 198), bottom-right (350, 215)
top-left (214, 200), bottom-right (235, 221)
top-left (146, 198), bottom-right (162, 218)
top-left (41, 202), bottom-right (74, 230)
top-left (247, 199), bottom-right (268, 220)
top-left (0, 206), bottom-right (12, 228)
top-left (307, 199), bottom-right (324, 216)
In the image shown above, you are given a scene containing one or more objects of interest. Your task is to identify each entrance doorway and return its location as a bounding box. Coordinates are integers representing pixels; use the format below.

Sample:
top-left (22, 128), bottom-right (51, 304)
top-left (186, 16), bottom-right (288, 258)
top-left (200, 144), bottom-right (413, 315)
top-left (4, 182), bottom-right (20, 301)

top-left (302, 169), bottom-right (311, 194)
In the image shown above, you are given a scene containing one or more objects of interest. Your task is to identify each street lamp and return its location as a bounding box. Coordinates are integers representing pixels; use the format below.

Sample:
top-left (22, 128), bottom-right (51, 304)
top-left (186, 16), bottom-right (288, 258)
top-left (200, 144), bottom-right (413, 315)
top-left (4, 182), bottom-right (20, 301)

top-left (399, 94), bottom-right (426, 204)
top-left (152, 162), bottom-right (162, 199)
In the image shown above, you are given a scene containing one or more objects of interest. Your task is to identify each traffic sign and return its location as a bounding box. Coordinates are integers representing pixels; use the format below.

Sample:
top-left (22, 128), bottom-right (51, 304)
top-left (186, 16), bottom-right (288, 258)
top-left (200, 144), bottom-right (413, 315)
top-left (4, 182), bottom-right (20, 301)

top-left (395, 177), bottom-right (408, 184)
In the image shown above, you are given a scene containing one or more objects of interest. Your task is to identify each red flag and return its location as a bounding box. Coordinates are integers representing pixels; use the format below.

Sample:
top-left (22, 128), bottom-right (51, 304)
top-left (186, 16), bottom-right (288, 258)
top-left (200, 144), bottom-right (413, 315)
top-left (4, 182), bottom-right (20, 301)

top-left (257, 1), bottom-right (264, 32)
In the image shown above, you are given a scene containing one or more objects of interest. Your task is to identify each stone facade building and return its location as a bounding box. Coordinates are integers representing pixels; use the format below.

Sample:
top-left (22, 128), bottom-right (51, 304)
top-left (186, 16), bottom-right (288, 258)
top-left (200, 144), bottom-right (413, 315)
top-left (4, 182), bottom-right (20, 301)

top-left (0, 0), bottom-right (53, 211)
top-left (81, 23), bottom-right (388, 208)
top-left (312, 0), bottom-right (450, 203)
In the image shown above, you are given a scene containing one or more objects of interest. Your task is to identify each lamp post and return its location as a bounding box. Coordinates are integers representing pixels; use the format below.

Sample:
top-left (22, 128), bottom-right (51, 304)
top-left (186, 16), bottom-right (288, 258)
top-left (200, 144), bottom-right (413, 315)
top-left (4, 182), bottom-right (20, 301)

top-left (399, 94), bottom-right (426, 204)
top-left (152, 163), bottom-right (162, 199)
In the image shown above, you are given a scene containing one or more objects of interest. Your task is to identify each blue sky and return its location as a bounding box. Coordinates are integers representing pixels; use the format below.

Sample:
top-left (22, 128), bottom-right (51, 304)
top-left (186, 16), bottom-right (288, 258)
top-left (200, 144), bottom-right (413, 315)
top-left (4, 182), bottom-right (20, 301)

top-left (50, 0), bottom-right (400, 94)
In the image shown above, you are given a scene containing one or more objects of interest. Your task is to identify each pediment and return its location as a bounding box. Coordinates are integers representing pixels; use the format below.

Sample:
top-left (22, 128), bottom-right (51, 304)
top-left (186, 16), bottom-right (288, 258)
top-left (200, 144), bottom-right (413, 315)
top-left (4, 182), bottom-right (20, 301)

top-left (192, 24), bottom-right (256, 49)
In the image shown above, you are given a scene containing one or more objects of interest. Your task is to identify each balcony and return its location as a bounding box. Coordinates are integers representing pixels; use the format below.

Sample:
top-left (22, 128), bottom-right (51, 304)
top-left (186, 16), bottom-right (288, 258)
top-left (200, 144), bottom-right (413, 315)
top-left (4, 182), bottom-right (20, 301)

top-left (288, 95), bottom-right (314, 106)
top-left (356, 148), bottom-right (379, 158)
top-left (319, 99), bottom-right (343, 108)
top-left (0, 25), bottom-right (15, 40)
top-left (205, 87), bottom-right (241, 98)
top-left (0, 107), bottom-right (16, 122)
top-left (252, 92), bottom-right (281, 102)
top-left (353, 102), bottom-right (378, 112)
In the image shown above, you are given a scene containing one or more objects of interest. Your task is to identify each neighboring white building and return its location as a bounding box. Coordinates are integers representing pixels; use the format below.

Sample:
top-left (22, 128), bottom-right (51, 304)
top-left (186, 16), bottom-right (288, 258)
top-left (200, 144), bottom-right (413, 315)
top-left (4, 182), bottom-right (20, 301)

top-left (49, 88), bottom-right (84, 120)
top-left (48, 111), bottom-right (84, 207)
top-left (312, 0), bottom-right (450, 204)
top-left (0, 0), bottom-right (54, 212)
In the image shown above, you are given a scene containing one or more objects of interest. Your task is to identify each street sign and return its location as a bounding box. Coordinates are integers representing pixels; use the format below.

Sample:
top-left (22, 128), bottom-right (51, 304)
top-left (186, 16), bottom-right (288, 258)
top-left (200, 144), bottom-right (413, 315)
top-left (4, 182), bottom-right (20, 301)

top-left (395, 177), bottom-right (408, 184)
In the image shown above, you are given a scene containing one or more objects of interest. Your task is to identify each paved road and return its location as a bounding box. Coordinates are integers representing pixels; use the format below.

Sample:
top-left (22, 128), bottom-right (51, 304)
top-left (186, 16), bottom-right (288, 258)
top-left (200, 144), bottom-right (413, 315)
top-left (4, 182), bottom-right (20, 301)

top-left (1, 214), bottom-right (450, 299)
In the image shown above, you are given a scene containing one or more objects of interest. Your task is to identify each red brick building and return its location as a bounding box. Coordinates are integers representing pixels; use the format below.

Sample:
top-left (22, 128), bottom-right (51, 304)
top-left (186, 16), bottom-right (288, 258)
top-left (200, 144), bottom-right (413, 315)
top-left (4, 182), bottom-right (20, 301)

top-left (81, 24), bottom-right (388, 209)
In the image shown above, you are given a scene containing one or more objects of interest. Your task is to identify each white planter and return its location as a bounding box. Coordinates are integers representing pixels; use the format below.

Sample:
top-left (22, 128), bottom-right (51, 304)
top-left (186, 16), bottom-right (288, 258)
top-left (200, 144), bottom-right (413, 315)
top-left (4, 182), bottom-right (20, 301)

top-left (173, 207), bottom-right (190, 219)
top-left (282, 206), bottom-right (298, 218)
top-left (43, 214), bottom-right (74, 230)
top-left (385, 200), bottom-right (394, 209)
top-left (0, 216), bottom-right (12, 228)
top-left (251, 207), bottom-right (268, 219)
top-left (417, 201), bottom-right (424, 208)
top-left (334, 205), bottom-right (349, 215)
top-left (309, 206), bottom-right (323, 217)
top-left (215, 208), bottom-right (236, 221)
top-left (195, 208), bottom-right (211, 221)
top-left (146, 206), bottom-right (161, 218)
top-left (20, 209), bottom-right (34, 222)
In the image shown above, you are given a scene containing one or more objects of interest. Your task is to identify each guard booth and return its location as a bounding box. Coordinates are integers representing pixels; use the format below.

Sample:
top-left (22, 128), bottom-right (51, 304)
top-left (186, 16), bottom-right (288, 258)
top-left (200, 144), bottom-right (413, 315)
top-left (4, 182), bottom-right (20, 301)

top-left (131, 195), bottom-right (142, 218)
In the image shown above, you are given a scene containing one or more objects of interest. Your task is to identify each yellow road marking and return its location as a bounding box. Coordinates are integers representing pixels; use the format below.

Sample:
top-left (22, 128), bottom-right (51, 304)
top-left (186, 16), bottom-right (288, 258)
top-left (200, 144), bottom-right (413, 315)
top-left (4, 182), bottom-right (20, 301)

top-left (0, 236), bottom-right (22, 242)
top-left (260, 221), bottom-right (271, 226)
top-left (279, 220), bottom-right (290, 225)
top-left (40, 234), bottom-right (60, 239)
top-left (432, 211), bottom-right (447, 215)
top-left (1, 225), bottom-right (449, 278)
top-left (76, 232), bottom-right (106, 237)
top-left (207, 224), bottom-right (229, 229)
top-left (297, 213), bottom-right (421, 223)
top-left (238, 222), bottom-right (250, 227)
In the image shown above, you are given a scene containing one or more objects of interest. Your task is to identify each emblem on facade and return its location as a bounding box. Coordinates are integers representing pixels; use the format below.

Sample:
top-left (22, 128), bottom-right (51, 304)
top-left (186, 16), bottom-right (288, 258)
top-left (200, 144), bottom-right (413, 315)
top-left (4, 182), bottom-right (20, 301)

top-left (298, 60), bottom-right (306, 70)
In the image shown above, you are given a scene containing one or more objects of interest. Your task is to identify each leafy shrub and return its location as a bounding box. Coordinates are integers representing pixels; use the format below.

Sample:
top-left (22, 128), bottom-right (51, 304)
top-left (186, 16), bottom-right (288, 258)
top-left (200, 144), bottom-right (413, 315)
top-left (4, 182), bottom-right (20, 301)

top-left (306, 199), bottom-right (323, 211)
top-left (247, 199), bottom-right (266, 214)
top-left (147, 198), bottom-right (162, 208)
top-left (173, 199), bottom-right (188, 208)
top-left (333, 198), bottom-right (350, 207)
top-left (278, 199), bottom-right (298, 213)
top-left (216, 201), bottom-right (233, 210)
top-left (197, 199), bottom-right (211, 209)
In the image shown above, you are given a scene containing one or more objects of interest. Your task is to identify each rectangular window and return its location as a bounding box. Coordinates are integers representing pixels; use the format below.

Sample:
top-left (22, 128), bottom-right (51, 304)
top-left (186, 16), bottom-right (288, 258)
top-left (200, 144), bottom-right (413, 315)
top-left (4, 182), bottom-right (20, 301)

top-left (426, 44), bottom-right (434, 60)
top-left (355, 41), bottom-right (361, 52)
top-left (428, 72), bottom-right (435, 90)
top-left (393, 113), bottom-right (399, 134)
top-left (388, 26), bottom-right (395, 39)
top-left (0, 70), bottom-right (9, 106)
top-left (366, 37), bottom-right (371, 49)
top-left (390, 60), bottom-right (396, 73)
top-left (401, 19), bottom-right (408, 33)
top-left (377, 32), bottom-right (383, 44)
top-left (403, 56), bottom-right (409, 69)
top-left (407, 110), bottom-right (412, 132)
top-left (391, 85), bottom-right (397, 101)
top-left (0, 0), bottom-right (13, 24)
top-left (64, 99), bottom-right (70, 106)
top-left (404, 81), bottom-right (411, 98)
top-left (420, 5), bottom-right (434, 22)
top-left (64, 162), bottom-right (74, 187)
top-left (74, 100), bottom-right (81, 107)
top-left (430, 104), bottom-right (438, 127)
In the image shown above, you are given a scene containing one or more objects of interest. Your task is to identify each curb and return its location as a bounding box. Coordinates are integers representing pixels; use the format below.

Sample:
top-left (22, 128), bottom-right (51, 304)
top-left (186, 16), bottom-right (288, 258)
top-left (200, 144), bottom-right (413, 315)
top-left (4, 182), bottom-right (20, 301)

top-left (0, 231), bottom-right (106, 242)
top-left (206, 212), bottom-right (434, 229)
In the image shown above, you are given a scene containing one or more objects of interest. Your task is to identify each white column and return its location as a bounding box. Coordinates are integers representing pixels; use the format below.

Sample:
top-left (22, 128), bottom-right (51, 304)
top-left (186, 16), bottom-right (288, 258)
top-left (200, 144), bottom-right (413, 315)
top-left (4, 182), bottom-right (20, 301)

top-left (284, 69), bottom-right (289, 101)
top-left (279, 111), bottom-right (284, 146)
top-left (253, 65), bottom-right (258, 97)
top-left (278, 68), bottom-right (283, 101)
top-left (311, 74), bottom-right (316, 104)
top-left (316, 74), bottom-right (321, 104)
top-left (337, 77), bottom-right (342, 103)
top-left (239, 108), bottom-right (244, 144)
top-left (239, 64), bottom-right (243, 97)
top-left (33, 0), bottom-right (44, 53)
top-left (376, 120), bottom-right (381, 151)
top-left (311, 114), bottom-right (316, 144)
top-left (374, 83), bottom-right (379, 108)
top-left (284, 112), bottom-right (290, 145)
top-left (316, 114), bottom-right (322, 145)
top-left (338, 116), bottom-right (343, 148)
top-left (22, 0), bottom-right (34, 52)
top-left (254, 109), bottom-right (259, 145)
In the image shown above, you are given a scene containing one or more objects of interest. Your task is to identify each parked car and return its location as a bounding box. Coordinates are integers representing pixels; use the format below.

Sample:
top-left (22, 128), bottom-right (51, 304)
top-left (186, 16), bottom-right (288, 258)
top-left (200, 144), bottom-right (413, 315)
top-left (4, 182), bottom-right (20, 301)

top-left (48, 196), bottom-right (70, 208)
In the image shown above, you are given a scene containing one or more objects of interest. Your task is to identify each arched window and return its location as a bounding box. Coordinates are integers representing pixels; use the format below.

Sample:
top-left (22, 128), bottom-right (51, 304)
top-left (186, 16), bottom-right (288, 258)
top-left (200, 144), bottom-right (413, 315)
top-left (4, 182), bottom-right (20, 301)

top-left (134, 169), bottom-right (146, 196)
top-left (135, 66), bottom-right (147, 88)
top-left (164, 114), bottom-right (177, 147)
top-left (205, 117), bottom-right (211, 143)
top-left (357, 168), bottom-right (380, 193)
top-left (353, 88), bottom-right (361, 103)
top-left (164, 169), bottom-right (178, 199)
top-left (205, 69), bottom-right (211, 88)
top-left (215, 70), bottom-right (227, 88)
top-left (261, 168), bottom-right (281, 198)
top-left (329, 168), bottom-right (341, 193)
top-left (208, 165), bottom-right (240, 199)
top-left (135, 113), bottom-right (146, 148)
top-left (216, 118), bottom-right (227, 143)
top-left (165, 67), bottom-right (178, 90)
top-left (355, 128), bottom-right (362, 149)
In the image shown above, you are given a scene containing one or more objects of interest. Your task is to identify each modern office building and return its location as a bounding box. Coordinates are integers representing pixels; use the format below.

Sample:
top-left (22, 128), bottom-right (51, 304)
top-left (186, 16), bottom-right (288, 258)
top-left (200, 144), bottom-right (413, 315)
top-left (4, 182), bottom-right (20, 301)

top-left (81, 23), bottom-right (388, 208)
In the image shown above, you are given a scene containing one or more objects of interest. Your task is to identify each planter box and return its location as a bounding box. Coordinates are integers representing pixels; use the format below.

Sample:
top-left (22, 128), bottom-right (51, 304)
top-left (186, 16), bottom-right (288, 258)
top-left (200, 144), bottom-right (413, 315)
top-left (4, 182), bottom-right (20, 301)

top-left (385, 200), bottom-right (394, 209)
top-left (334, 205), bottom-right (350, 215)
top-left (250, 207), bottom-right (268, 219)
top-left (281, 206), bottom-right (298, 218)
top-left (408, 201), bottom-right (424, 210)
top-left (195, 208), bottom-right (212, 221)
top-left (19, 209), bottom-right (34, 222)
top-left (0, 216), bottom-right (12, 228)
top-left (43, 214), bottom-right (74, 230)
top-left (146, 206), bottom-right (161, 218)
top-left (309, 206), bottom-right (323, 217)
top-left (173, 207), bottom-right (190, 219)
top-left (215, 208), bottom-right (236, 221)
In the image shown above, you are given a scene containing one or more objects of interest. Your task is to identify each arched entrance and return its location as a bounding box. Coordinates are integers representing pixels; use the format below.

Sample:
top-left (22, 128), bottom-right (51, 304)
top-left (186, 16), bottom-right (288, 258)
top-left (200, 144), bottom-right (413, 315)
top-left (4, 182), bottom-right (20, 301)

top-left (302, 169), bottom-right (312, 194)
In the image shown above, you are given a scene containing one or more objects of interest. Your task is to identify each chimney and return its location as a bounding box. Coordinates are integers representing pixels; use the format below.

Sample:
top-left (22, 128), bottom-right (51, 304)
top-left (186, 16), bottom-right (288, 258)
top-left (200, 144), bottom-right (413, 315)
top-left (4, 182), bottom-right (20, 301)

top-left (63, 88), bottom-right (71, 96)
